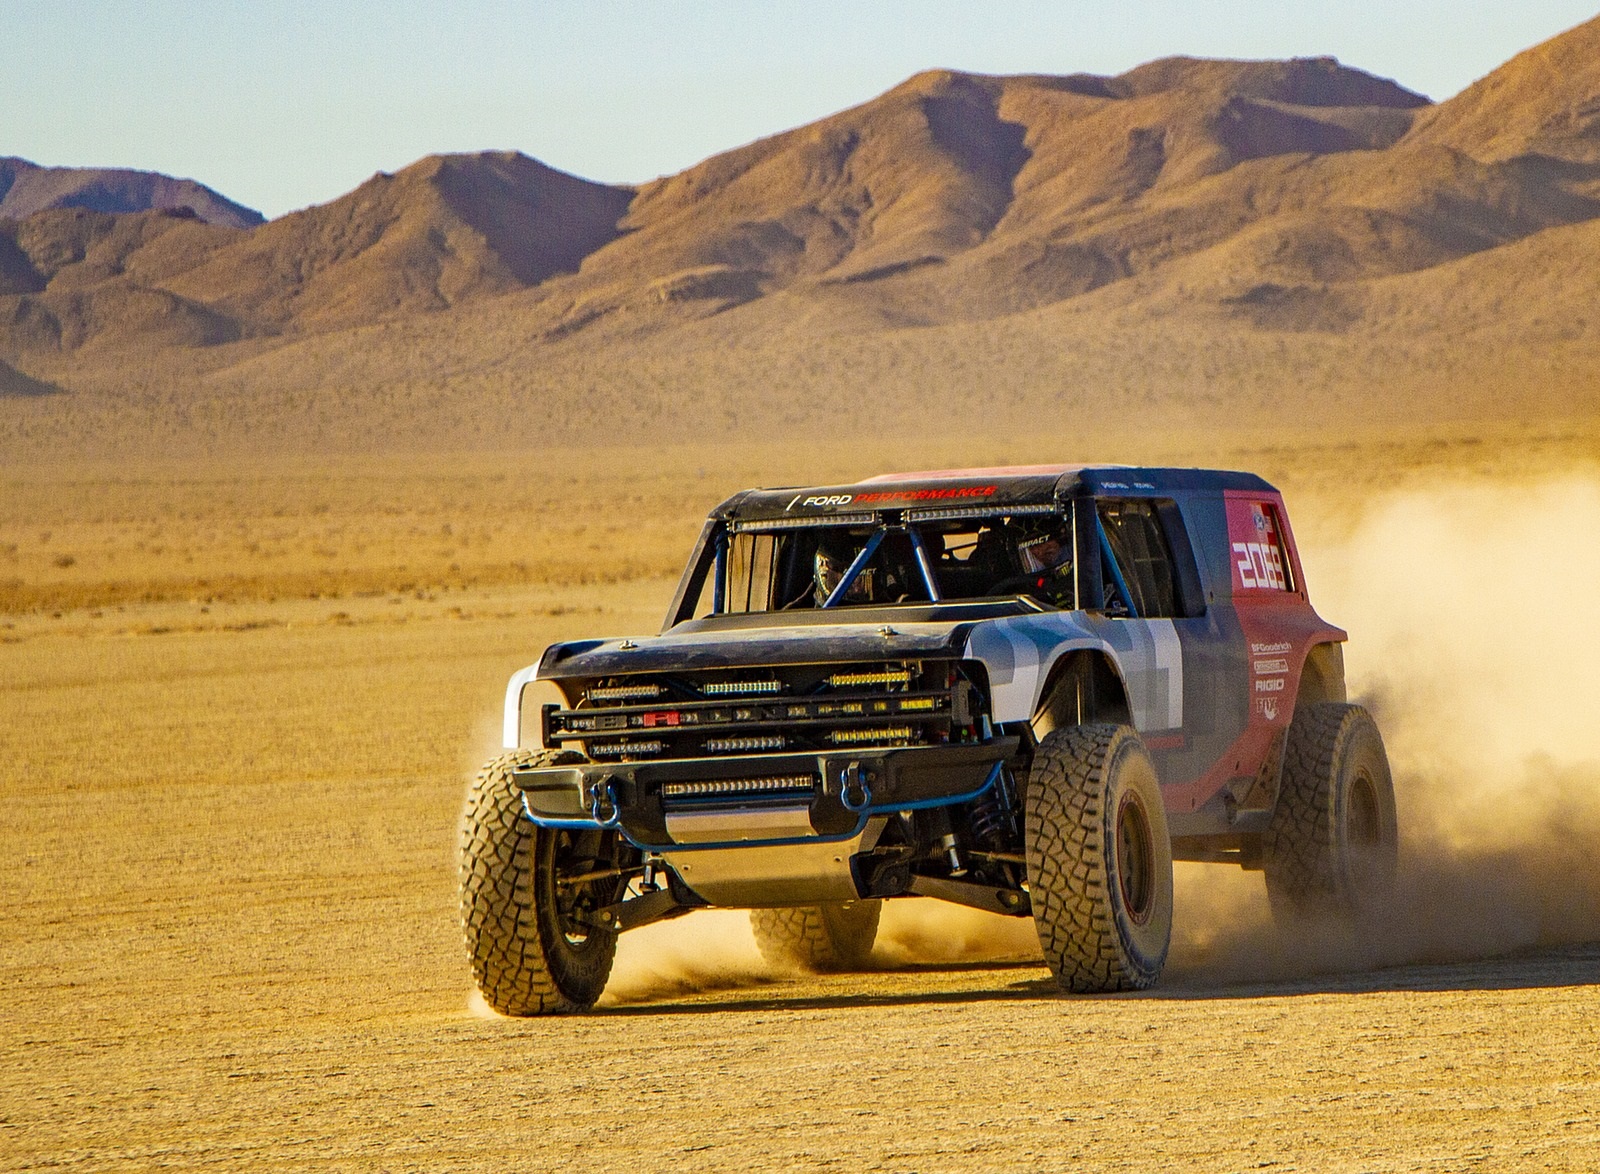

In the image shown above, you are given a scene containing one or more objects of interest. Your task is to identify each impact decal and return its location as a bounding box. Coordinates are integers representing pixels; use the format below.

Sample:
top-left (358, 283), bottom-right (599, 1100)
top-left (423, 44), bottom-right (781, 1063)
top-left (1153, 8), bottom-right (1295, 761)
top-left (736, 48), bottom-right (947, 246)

top-left (1140, 620), bottom-right (1185, 732)
top-left (964, 615), bottom-right (1065, 721)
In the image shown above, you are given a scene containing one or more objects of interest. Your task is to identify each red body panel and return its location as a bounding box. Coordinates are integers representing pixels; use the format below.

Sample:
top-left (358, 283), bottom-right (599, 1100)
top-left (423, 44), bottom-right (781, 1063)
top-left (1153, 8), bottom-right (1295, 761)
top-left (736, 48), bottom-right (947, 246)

top-left (1182, 491), bottom-right (1345, 811)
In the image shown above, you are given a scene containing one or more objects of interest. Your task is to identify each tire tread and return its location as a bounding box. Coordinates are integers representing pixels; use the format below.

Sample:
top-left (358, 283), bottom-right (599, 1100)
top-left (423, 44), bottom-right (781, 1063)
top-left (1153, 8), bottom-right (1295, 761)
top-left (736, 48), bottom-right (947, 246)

top-left (459, 748), bottom-right (597, 1015)
top-left (1026, 724), bottom-right (1170, 993)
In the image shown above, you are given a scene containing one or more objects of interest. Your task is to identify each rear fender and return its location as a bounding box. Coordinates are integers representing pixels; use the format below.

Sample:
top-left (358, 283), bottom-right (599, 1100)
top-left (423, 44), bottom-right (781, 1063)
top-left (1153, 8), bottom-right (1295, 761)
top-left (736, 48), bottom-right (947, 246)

top-left (1298, 642), bottom-right (1347, 707)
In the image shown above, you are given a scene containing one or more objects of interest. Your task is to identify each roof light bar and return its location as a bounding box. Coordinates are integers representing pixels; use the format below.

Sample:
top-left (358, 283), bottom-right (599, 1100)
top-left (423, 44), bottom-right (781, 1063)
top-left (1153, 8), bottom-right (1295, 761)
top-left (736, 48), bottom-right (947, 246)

top-left (661, 776), bottom-right (814, 799)
top-left (587, 683), bottom-right (663, 702)
top-left (732, 514), bottom-right (877, 532)
top-left (904, 503), bottom-right (1060, 522)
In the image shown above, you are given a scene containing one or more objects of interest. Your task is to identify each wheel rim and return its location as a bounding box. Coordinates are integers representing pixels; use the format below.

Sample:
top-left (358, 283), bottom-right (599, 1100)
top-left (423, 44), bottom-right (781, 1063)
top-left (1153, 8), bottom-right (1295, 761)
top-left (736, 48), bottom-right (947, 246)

top-left (546, 828), bottom-right (615, 950)
top-left (1116, 792), bottom-right (1156, 927)
top-left (1348, 771), bottom-right (1381, 852)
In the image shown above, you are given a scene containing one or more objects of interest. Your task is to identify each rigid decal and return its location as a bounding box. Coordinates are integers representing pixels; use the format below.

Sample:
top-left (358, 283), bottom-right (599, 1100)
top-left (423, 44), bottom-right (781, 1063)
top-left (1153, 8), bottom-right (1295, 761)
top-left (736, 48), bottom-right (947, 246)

top-left (1249, 639), bottom-right (1292, 723)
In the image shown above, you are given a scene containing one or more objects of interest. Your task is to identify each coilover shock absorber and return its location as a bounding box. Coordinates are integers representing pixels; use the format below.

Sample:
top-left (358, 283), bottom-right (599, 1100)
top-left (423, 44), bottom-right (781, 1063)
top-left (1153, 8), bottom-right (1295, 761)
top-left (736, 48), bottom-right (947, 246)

top-left (967, 766), bottom-right (1020, 851)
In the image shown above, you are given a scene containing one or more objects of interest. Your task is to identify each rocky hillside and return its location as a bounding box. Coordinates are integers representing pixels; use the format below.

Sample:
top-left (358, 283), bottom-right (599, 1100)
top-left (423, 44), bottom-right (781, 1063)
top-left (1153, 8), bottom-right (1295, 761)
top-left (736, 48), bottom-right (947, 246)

top-left (2, 16), bottom-right (1598, 455)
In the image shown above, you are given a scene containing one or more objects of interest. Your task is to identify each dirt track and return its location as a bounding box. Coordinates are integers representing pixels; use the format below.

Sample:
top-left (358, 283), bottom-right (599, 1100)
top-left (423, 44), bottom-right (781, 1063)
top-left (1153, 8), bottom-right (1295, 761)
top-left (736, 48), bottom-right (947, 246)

top-left (4, 577), bottom-right (1599, 1172)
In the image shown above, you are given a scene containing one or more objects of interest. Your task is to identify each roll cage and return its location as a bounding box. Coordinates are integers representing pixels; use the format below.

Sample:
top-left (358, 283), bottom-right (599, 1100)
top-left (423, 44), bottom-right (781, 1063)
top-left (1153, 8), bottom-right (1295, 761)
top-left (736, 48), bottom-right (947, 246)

top-left (662, 492), bottom-right (1200, 630)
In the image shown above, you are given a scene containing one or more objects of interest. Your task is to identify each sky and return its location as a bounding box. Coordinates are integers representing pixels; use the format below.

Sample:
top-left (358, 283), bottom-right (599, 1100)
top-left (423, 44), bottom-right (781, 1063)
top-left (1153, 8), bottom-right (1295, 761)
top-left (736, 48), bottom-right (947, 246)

top-left (5, 1), bottom-right (1597, 220)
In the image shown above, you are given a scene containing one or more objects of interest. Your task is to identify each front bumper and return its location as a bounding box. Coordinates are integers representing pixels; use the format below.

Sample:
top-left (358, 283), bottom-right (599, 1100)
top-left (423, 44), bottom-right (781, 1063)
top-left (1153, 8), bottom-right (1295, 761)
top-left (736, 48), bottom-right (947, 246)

top-left (514, 736), bottom-right (1018, 852)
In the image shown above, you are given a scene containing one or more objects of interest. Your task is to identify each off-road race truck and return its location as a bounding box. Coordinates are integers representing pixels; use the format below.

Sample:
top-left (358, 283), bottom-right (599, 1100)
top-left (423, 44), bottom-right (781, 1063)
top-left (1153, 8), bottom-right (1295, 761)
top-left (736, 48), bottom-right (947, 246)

top-left (461, 464), bottom-right (1397, 1014)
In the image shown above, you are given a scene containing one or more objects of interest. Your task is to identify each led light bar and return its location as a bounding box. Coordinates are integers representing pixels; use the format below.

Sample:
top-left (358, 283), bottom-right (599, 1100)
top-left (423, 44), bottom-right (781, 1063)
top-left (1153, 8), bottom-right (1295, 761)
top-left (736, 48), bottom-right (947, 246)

top-left (587, 683), bottom-right (663, 702)
top-left (661, 776), bottom-right (815, 799)
top-left (731, 514), bottom-right (877, 532)
top-left (827, 668), bottom-right (912, 688)
top-left (705, 735), bottom-right (786, 753)
top-left (904, 503), bottom-right (1059, 522)
top-left (829, 726), bottom-right (914, 745)
top-left (589, 740), bottom-right (665, 757)
top-left (897, 697), bottom-right (937, 711)
top-left (701, 680), bottom-right (783, 696)
top-left (814, 701), bottom-right (865, 716)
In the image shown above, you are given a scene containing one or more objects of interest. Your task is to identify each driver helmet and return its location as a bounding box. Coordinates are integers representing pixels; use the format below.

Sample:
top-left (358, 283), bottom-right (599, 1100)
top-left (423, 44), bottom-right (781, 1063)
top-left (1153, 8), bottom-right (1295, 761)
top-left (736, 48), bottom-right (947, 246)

top-left (1017, 532), bottom-right (1069, 575)
top-left (814, 539), bottom-right (875, 604)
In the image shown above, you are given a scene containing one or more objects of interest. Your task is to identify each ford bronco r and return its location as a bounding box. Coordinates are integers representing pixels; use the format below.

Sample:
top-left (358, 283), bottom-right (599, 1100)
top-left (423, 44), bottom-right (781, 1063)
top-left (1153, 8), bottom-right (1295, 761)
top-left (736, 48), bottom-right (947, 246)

top-left (460, 465), bottom-right (1397, 1013)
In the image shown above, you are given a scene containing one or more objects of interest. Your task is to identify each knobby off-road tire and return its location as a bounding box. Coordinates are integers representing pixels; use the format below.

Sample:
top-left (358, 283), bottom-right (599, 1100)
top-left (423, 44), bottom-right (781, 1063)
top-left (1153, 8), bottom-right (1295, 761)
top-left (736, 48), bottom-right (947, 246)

top-left (460, 749), bottom-right (619, 1015)
top-left (1025, 724), bottom-right (1174, 993)
top-left (1264, 702), bottom-right (1398, 920)
top-left (750, 901), bottom-right (882, 971)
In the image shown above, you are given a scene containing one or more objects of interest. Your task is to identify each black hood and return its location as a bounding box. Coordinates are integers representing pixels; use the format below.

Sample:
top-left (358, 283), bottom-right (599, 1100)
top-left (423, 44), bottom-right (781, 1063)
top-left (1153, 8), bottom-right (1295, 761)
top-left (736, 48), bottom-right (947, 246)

top-left (537, 599), bottom-right (1039, 679)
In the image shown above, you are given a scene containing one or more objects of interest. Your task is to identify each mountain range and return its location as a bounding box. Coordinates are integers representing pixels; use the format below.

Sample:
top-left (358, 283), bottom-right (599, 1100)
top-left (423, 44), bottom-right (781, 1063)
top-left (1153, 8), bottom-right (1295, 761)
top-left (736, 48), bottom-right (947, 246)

top-left (2, 16), bottom-right (1598, 458)
top-left (0, 157), bottom-right (263, 228)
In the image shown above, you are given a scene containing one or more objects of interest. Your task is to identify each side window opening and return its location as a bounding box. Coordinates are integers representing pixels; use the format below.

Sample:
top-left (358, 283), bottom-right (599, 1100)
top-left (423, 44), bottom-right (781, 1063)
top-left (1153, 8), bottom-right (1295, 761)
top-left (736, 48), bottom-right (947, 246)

top-left (927, 519), bottom-right (1076, 608)
top-left (1097, 499), bottom-right (1181, 619)
top-left (725, 532), bottom-right (781, 612)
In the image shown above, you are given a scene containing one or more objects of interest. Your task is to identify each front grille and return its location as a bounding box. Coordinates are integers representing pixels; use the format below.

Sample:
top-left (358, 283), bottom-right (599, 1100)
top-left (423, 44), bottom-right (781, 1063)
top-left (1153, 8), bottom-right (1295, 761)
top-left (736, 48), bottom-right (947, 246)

top-left (543, 660), bottom-right (987, 762)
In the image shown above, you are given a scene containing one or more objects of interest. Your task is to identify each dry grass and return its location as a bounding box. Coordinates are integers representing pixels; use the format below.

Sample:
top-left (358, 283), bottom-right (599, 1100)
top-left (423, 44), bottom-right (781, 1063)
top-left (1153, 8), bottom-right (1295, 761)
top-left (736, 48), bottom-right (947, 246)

top-left (3, 425), bottom-right (1594, 615)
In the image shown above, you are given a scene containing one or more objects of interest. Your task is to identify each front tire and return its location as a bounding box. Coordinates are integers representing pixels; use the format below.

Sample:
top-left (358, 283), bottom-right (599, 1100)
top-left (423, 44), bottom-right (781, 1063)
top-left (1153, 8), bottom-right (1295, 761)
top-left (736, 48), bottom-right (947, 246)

top-left (459, 749), bottom-right (621, 1015)
top-left (750, 901), bottom-right (882, 971)
top-left (1265, 703), bottom-right (1398, 920)
top-left (1025, 724), bottom-right (1174, 992)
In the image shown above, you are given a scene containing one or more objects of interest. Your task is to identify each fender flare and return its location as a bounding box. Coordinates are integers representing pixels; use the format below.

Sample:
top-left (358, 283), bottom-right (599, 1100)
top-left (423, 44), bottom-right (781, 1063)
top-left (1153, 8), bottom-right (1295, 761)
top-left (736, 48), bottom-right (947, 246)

top-left (502, 665), bottom-right (540, 749)
top-left (964, 620), bottom-right (1129, 725)
top-left (1030, 646), bottom-right (1133, 733)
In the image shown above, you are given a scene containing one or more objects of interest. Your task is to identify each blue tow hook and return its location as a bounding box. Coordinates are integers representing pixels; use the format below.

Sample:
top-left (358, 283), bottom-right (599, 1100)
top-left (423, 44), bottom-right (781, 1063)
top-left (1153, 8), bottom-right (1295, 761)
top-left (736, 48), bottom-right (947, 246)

top-left (839, 760), bottom-right (873, 812)
top-left (588, 779), bottom-right (622, 827)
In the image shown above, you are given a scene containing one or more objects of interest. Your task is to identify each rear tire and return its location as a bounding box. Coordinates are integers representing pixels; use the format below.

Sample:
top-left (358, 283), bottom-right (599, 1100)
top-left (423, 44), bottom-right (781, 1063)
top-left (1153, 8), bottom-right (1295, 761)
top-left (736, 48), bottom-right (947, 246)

top-left (750, 901), bottom-right (882, 971)
top-left (1025, 724), bottom-right (1173, 992)
top-left (1265, 703), bottom-right (1398, 920)
top-left (460, 749), bottom-right (621, 1015)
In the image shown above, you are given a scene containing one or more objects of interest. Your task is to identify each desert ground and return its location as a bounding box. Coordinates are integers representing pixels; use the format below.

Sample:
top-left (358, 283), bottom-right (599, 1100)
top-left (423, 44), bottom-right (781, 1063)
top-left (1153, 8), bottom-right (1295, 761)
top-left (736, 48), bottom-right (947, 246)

top-left (4, 428), bottom-right (1600, 1171)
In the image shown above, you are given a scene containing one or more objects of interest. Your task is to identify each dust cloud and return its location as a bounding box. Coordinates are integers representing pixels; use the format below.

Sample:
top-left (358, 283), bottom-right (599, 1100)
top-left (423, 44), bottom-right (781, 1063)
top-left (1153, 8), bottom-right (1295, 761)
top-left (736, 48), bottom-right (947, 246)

top-left (1170, 474), bottom-right (1600, 983)
top-left (873, 899), bottom-right (1041, 966)
top-left (595, 902), bottom-right (1044, 1006)
top-left (599, 910), bottom-right (797, 1006)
